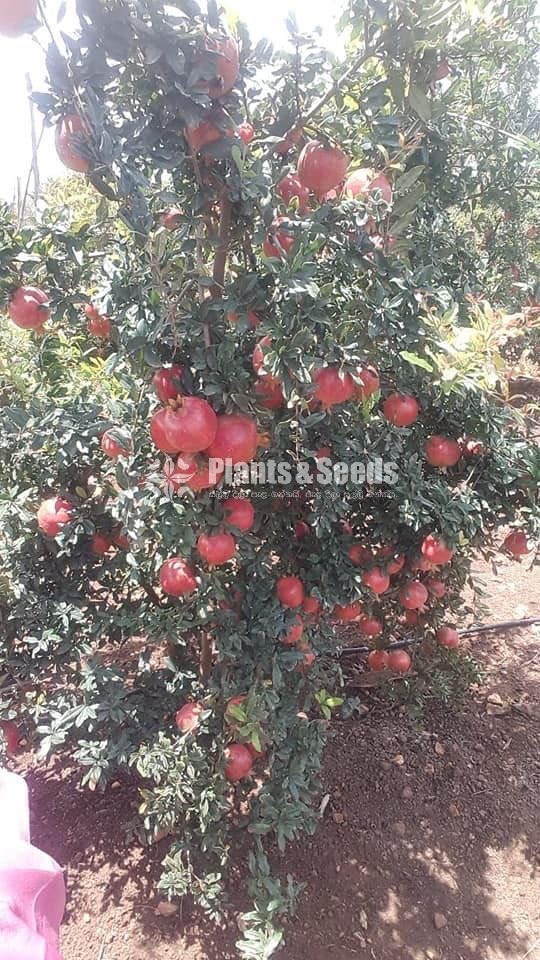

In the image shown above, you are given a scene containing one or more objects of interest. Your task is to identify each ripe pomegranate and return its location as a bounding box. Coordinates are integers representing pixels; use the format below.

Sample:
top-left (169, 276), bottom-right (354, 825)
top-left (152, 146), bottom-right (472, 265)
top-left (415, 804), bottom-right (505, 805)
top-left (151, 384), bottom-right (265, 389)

top-left (150, 398), bottom-right (218, 454)
top-left (160, 558), bottom-right (198, 597)
top-left (342, 168), bottom-right (393, 205)
top-left (382, 393), bottom-right (419, 427)
top-left (387, 554), bottom-right (405, 575)
top-left (503, 529), bottom-right (530, 556)
top-left (356, 365), bottom-right (380, 400)
top-left (167, 454), bottom-right (222, 492)
top-left (224, 743), bottom-right (253, 781)
top-left (436, 625), bottom-right (459, 648)
top-left (91, 533), bottom-right (113, 556)
top-left (255, 377), bottom-right (284, 410)
top-left (294, 521), bottom-right (310, 541)
top-left (86, 307), bottom-right (112, 338)
top-left (0, 0), bottom-right (37, 35)
top-left (252, 336), bottom-right (272, 376)
top-left (432, 60), bottom-right (450, 81)
top-left (348, 543), bottom-right (372, 566)
top-left (316, 446), bottom-right (332, 460)
top-left (302, 595), bottom-right (321, 617)
top-left (194, 35), bottom-right (239, 98)
top-left (404, 609), bottom-right (418, 625)
top-left (526, 225), bottom-right (538, 240)
top-left (0, 720), bottom-right (20, 755)
top-left (387, 649), bottom-right (411, 673)
top-left (297, 140), bottom-right (349, 199)
top-left (101, 430), bottom-right (132, 460)
top-left (228, 308), bottom-right (260, 328)
top-left (223, 497), bottom-right (255, 532)
top-left (276, 173), bottom-right (310, 215)
top-left (281, 615), bottom-right (304, 646)
top-left (276, 576), bottom-right (305, 608)
top-left (399, 581), bottom-right (428, 610)
top-left (162, 207), bottom-right (182, 230)
top-left (37, 497), bottom-right (72, 537)
top-left (206, 413), bottom-right (259, 464)
top-left (9, 286), bottom-right (49, 330)
top-left (313, 367), bottom-right (355, 407)
top-left (185, 119), bottom-right (234, 153)
top-left (425, 578), bottom-right (446, 599)
top-left (263, 217), bottom-right (295, 258)
top-left (362, 567), bottom-right (390, 595)
top-left (424, 435), bottom-right (461, 468)
top-left (359, 616), bottom-right (383, 638)
top-left (176, 701), bottom-right (203, 733)
top-left (196, 531), bottom-right (236, 566)
top-left (273, 126), bottom-right (303, 155)
top-left (333, 600), bottom-right (363, 622)
top-left (152, 365), bottom-right (184, 402)
top-left (421, 535), bottom-right (453, 565)
top-left (367, 650), bottom-right (389, 671)
top-left (55, 114), bottom-right (90, 173)
top-left (239, 121), bottom-right (255, 144)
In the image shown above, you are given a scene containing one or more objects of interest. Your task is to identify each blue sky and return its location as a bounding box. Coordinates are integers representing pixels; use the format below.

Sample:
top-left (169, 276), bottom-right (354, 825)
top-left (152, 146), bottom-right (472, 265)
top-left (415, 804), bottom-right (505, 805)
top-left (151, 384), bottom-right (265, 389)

top-left (0, 0), bottom-right (339, 202)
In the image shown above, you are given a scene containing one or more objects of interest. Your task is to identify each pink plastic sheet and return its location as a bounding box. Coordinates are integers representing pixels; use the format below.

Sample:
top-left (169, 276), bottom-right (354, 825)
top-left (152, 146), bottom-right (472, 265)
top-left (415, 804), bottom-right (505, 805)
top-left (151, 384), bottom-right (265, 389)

top-left (0, 768), bottom-right (65, 960)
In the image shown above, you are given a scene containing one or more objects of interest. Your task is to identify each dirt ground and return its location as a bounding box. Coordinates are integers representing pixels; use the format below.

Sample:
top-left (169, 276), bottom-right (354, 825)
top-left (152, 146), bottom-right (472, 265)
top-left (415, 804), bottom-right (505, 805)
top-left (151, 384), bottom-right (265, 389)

top-left (14, 556), bottom-right (540, 960)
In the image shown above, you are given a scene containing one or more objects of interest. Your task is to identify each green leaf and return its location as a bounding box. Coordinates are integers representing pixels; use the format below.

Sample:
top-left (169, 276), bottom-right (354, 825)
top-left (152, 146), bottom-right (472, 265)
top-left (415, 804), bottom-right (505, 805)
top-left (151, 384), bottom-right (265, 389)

top-left (407, 84), bottom-right (432, 122)
top-left (400, 351), bottom-right (434, 372)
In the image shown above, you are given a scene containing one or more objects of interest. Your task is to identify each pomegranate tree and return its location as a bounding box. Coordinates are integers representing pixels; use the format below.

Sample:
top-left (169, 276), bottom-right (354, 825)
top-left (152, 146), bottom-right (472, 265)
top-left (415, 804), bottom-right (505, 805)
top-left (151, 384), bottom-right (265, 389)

top-left (0, 2), bottom-right (538, 957)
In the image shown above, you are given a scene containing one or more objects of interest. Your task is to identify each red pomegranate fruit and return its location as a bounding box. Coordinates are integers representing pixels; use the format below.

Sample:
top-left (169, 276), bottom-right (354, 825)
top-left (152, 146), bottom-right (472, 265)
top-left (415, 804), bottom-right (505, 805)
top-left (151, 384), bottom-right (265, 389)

top-left (160, 558), bottom-right (198, 597)
top-left (281, 615), bottom-right (304, 646)
top-left (276, 576), bottom-right (305, 608)
top-left (382, 393), bottom-right (419, 427)
top-left (342, 168), bottom-right (393, 205)
top-left (101, 430), bottom-right (132, 460)
top-left (362, 567), bottom-right (390, 595)
top-left (424, 435), bottom-right (461, 468)
top-left (297, 140), bottom-right (350, 199)
top-left (175, 701), bottom-right (203, 733)
top-left (152, 365), bottom-right (184, 402)
top-left (150, 398), bottom-right (218, 454)
top-left (436, 625), bottom-right (459, 648)
top-left (37, 497), bottom-right (72, 537)
top-left (196, 531), bottom-right (236, 566)
top-left (367, 650), bottom-right (389, 671)
top-left (356, 365), bottom-right (380, 399)
top-left (9, 286), bottom-right (50, 330)
top-left (206, 413), bottom-right (259, 464)
top-left (399, 581), bottom-right (428, 610)
top-left (224, 743), bottom-right (253, 781)
top-left (333, 600), bottom-right (363, 622)
top-left (91, 533), bottom-right (113, 556)
top-left (239, 121), bottom-right (255, 144)
top-left (0, 0), bottom-right (38, 35)
top-left (503, 529), bottom-right (530, 556)
top-left (263, 217), bottom-right (295, 259)
top-left (302, 595), bottom-right (321, 617)
top-left (421, 534), bottom-right (453, 565)
top-left (277, 172), bottom-right (310, 214)
top-left (194, 35), bottom-right (239, 98)
top-left (313, 367), bottom-right (355, 407)
top-left (359, 616), bottom-right (383, 638)
top-left (55, 114), bottom-right (90, 173)
top-left (87, 308), bottom-right (112, 338)
top-left (223, 497), bottom-right (255, 532)
top-left (387, 649), bottom-right (411, 673)
top-left (162, 207), bottom-right (182, 230)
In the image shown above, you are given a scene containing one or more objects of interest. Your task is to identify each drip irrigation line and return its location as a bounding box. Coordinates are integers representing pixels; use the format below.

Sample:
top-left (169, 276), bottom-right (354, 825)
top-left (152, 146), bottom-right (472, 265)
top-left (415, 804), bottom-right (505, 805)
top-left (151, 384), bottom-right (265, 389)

top-left (338, 616), bottom-right (540, 658)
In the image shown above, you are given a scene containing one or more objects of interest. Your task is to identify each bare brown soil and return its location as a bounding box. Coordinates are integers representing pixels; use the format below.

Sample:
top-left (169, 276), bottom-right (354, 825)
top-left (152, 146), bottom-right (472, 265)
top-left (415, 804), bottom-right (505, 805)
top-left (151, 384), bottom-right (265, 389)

top-left (13, 557), bottom-right (540, 960)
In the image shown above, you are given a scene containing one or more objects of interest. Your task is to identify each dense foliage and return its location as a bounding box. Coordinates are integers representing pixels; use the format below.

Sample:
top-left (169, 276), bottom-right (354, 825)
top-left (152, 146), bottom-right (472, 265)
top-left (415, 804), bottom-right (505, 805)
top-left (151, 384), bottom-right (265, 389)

top-left (1, 0), bottom-right (539, 955)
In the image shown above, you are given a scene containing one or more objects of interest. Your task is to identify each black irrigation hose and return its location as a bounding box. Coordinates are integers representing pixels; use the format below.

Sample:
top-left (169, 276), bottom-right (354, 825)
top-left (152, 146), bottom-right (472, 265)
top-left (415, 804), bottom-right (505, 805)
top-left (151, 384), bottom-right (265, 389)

top-left (338, 617), bottom-right (540, 658)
